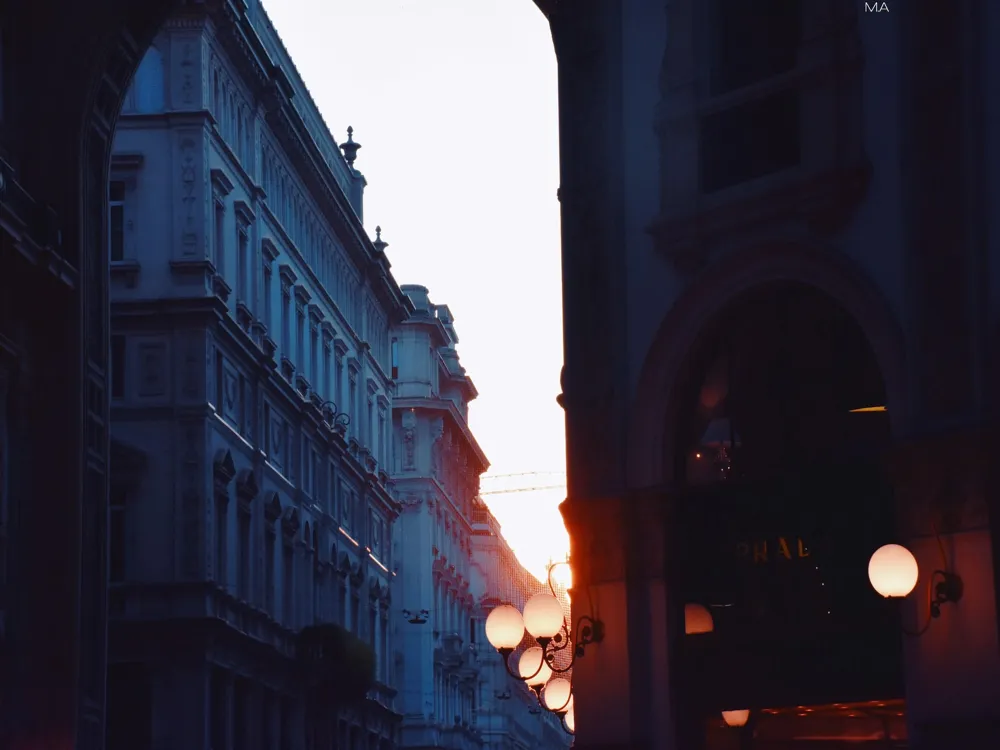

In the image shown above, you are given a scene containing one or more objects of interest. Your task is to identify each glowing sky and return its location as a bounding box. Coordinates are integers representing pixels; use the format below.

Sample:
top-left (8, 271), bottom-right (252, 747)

top-left (262, 0), bottom-right (568, 580)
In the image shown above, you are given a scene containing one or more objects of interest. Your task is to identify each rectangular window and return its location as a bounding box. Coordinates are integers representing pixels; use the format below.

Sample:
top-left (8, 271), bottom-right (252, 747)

top-left (263, 403), bottom-right (272, 455)
top-left (213, 201), bottom-right (226, 273)
top-left (236, 228), bottom-right (249, 303)
top-left (296, 307), bottom-right (305, 371)
top-left (111, 335), bottom-right (126, 399)
top-left (699, 89), bottom-right (800, 193)
top-left (310, 327), bottom-right (319, 385)
top-left (303, 438), bottom-right (312, 496)
top-left (378, 412), bottom-right (386, 466)
top-left (469, 617), bottom-right (477, 644)
top-left (390, 338), bottom-right (399, 380)
top-left (265, 533), bottom-right (276, 615)
top-left (238, 513), bottom-right (251, 601)
top-left (281, 292), bottom-right (291, 355)
top-left (214, 350), bottom-right (224, 411)
top-left (367, 399), bottom-right (374, 449)
top-left (209, 668), bottom-right (228, 750)
top-left (349, 379), bottom-right (357, 436)
top-left (215, 496), bottom-right (227, 587)
top-left (283, 546), bottom-right (294, 626)
top-left (336, 359), bottom-right (344, 412)
top-left (339, 583), bottom-right (348, 626)
top-left (109, 180), bottom-right (126, 262)
top-left (351, 595), bottom-right (360, 634)
top-left (323, 347), bottom-right (332, 402)
top-left (263, 265), bottom-right (273, 333)
top-left (709, 0), bottom-right (801, 96)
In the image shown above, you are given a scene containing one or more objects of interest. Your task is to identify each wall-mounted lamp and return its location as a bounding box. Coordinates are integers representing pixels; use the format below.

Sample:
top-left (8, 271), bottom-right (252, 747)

top-left (685, 603), bottom-right (715, 635)
top-left (494, 689), bottom-right (511, 701)
top-left (402, 609), bottom-right (430, 625)
top-left (318, 400), bottom-right (351, 434)
top-left (484, 561), bottom-right (600, 735)
top-left (868, 533), bottom-right (963, 634)
top-left (722, 709), bottom-right (750, 728)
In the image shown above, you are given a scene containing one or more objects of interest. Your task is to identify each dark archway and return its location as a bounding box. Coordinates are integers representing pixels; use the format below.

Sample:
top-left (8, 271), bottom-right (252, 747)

top-left (674, 282), bottom-right (891, 486)
top-left (627, 242), bottom-right (909, 489)
top-left (667, 283), bottom-right (904, 748)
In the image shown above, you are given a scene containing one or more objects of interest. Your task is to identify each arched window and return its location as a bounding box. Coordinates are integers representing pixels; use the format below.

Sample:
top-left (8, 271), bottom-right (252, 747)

top-left (677, 284), bottom-right (888, 485)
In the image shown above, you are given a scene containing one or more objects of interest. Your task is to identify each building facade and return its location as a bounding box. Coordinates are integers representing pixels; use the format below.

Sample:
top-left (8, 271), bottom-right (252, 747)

top-left (103, 5), bottom-right (408, 750)
top-left (469, 503), bottom-right (570, 750)
top-left (390, 285), bottom-right (489, 750)
top-left (390, 286), bottom-right (565, 750)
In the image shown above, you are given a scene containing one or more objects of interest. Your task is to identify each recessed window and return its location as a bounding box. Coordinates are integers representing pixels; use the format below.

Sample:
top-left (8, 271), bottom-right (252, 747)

top-left (109, 181), bottom-right (126, 262)
top-left (700, 90), bottom-right (800, 193)
top-left (709, 0), bottom-right (801, 96)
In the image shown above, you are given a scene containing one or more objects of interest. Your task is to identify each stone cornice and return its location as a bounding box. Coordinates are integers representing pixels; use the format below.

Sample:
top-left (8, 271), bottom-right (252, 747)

top-left (393, 399), bottom-right (489, 472)
top-left (261, 237), bottom-right (279, 264)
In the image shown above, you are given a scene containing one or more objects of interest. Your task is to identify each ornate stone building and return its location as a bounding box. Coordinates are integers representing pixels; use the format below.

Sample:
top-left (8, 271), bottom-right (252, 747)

top-left (101, 5), bottom-right (408, 750)
top-left (390, 285), bottom-right (488, 750)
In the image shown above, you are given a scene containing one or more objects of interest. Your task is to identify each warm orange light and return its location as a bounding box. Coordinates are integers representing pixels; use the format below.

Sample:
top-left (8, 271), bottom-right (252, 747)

top-left (722, 710), bottom-right (750, 727)
top-left (849, 405), bottom-right (887, 413)
top-left (684, 603), bottom-right (714, 634)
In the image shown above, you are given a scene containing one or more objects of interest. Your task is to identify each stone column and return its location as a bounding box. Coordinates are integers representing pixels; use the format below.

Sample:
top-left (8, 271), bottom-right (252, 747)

top-left (560, 490), bottom-right (675, 750)
top-left (890, 429), bottom-right (1000, 749)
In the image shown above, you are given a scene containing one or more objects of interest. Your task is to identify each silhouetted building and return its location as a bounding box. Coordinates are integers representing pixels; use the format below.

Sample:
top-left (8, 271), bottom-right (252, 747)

top-left (549, 2), bottom-right (1000, 750)
top-left (100, 6), bottom-right (408, 750)
top-left (2, 1), bottom-right (999, 750)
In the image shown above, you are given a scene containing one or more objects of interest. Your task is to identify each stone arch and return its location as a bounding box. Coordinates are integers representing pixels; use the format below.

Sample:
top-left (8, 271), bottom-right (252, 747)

top-left (628, 242), bottom-right (909, 488)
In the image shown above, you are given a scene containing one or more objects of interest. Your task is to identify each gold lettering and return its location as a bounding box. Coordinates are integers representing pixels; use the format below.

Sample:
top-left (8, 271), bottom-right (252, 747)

top-left (777, 537), bottom-right (792, 560)
top-left (798, 539), bottom-right (810, 558)
top-left (753, 541), bottom-right (768, 564)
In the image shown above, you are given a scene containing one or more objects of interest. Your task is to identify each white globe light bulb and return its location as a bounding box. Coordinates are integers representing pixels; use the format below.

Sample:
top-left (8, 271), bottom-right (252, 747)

top-left (564, 705), bottom-right (575, 734)
top-left (868, 543), bottom-right (919, 598)
top-left (518, 646), bottom-right (552, 688)
top-left (542, 677), bottom-right (573, 713)
top-left (485, 605), bottom-right (525, 650)
top-left (522, 593), bottom-right (564, 639)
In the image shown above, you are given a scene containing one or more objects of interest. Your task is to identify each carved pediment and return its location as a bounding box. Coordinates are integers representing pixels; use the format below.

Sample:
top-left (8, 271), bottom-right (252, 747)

top-left (235, 468), bottom-right (258, 502)
top-left (281, 506), bottom-right (301, 540)
top-left (213, 449), bottom-right (236, 489)
top-left (369, 577), bottom-right (382, 601)
top-left (338, 551), bottom-right (352, 576)
top-left (264, 491), bottom-right (283, 524)
top-left (350, 561), bottom-right (365, 586)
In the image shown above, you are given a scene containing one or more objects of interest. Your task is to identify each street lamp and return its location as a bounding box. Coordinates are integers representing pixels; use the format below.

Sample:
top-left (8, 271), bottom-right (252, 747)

top-left (317, 400), bottom-right (351, 434)
top-left (483, 561), bottom-right (603, 735)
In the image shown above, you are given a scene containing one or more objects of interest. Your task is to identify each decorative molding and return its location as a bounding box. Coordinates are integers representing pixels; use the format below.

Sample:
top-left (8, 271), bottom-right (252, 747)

top-left (264, 491), bottom-right (283, 525)
top-left (213, 449), bottom-right (236, 498)
top-left (278, 263), bottom-right (298, 289)
top-left (281, 505), bottom-right (301, 541)
top-left (210, 168), bottom-right (235, 197)
top-left (233, 199), bottom-right (256, 226)
top-left (261, 237), bottom-right (280, 264)
top-left (294, 284), bottom-right (312, 306)
top-left (235, 468), bottom-right (258, 513)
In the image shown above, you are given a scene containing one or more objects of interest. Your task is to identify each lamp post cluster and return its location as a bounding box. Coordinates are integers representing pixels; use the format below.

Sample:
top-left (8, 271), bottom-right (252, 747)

top-left (482, 565), bottom-right (604, 736)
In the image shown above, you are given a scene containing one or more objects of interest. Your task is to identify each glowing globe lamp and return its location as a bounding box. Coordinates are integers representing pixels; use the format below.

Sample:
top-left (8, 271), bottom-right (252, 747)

top-left (722, 710), bottom-right (750, 727)
top-left (485, 605), bottom-right (525, 650)
top-left (522, 593), bottom-right (565, 639)
top-left (685, 603), bottom-right (714, 634)
top-left (868, 543), bottom-right (919, 598)
top-left (518, 646), bottom-right (552, 688)
top-left (542, 677), bottom-right (573, 713)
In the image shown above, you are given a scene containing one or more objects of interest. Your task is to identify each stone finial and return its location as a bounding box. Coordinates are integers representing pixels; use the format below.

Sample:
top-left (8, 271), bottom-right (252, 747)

top-left (372, 225), bottom-right (388, 253)
top-left (340, 126), bottom-right (361, 167)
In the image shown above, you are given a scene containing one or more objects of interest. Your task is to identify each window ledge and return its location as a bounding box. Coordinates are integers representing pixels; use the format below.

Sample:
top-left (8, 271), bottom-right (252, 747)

top-left (110, 259), bottom-right (141, 288)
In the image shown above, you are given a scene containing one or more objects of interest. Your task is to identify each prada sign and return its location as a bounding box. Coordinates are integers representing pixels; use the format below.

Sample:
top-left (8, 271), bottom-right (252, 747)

top-left (736, 537), bottom-right (811, 563)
